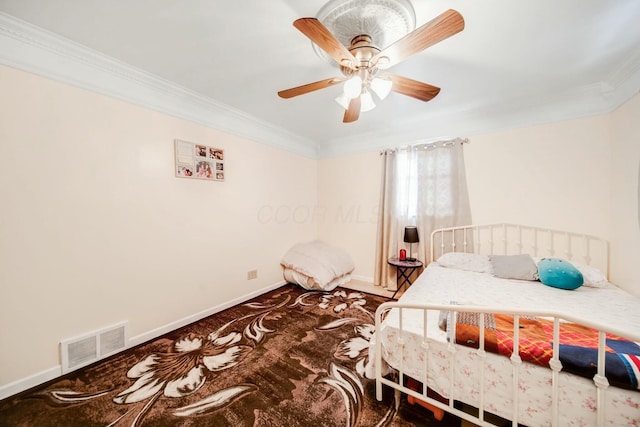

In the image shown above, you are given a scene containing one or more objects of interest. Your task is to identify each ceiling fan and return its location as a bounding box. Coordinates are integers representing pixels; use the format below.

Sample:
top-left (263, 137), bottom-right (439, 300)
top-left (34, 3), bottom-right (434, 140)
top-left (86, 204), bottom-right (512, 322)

top-left (278, 9), bottom-right (464, 123)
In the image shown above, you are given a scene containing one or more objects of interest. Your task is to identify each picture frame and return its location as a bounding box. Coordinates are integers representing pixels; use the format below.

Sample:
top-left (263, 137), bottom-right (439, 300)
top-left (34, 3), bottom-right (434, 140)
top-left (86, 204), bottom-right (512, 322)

top-left (174, 139), bottom-right (224, 182)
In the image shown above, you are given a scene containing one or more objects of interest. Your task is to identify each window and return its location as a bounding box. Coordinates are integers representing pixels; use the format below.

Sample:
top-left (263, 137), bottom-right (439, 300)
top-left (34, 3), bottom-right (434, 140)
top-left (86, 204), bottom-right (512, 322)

top-left (395, 147), bottom-right (454, 220)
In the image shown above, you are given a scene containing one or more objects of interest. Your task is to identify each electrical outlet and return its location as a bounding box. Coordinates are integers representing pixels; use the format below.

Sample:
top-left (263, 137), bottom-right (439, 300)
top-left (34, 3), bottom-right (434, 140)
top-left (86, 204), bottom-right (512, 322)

top-left (247, 270), bottom-right (258, 280)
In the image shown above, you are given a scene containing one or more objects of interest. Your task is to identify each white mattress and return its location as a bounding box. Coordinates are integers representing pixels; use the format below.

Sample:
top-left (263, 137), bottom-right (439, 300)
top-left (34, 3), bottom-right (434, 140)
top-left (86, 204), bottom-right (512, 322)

top-left (376, 263), bottom-right (640, 426)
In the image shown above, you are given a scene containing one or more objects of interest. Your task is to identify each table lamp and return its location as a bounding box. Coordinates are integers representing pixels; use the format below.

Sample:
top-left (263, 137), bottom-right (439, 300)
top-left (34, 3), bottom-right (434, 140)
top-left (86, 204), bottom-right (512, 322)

top-left (403, 226), bottom-right (419, 261)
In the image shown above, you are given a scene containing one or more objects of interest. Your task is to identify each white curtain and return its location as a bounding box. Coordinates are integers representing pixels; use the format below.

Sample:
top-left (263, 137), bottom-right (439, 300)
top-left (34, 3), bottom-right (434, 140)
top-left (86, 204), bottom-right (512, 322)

top-left (374, 139), bottom-right (472, 289)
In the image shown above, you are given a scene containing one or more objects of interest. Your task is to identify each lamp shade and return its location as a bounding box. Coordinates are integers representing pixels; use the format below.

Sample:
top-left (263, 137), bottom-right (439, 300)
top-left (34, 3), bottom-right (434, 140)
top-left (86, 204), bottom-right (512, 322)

top-left (343, 76), bottom-right (363, 99)
top-left (403, 226), bottom-right (419, 243)
top-left (360, 90), bottom-right (376, 112)
top-left (370, 77), bottom-right (393, 100)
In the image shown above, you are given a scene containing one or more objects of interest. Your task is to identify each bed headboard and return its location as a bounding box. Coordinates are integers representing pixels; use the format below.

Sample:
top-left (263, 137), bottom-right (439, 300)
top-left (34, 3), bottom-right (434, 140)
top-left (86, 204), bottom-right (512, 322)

top-left (430, 223), bottom-right (609, 278)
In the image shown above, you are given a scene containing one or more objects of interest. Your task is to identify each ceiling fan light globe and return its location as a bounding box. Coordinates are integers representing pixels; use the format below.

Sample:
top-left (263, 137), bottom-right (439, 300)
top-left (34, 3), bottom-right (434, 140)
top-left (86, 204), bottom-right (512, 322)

top-left (343, 76), bottom-right (363, 99)
top-left (335, 93), bottom-right (351, 110)
top-left (360, 91), bottom-right (376, 112)
top-left (371, 77), bottom-right (393, 100)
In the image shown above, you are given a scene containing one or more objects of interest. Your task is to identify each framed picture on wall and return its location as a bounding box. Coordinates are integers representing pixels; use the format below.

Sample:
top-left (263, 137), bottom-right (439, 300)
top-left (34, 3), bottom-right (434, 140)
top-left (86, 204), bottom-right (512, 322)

top-left (174, 139), bottom-right (224, 181)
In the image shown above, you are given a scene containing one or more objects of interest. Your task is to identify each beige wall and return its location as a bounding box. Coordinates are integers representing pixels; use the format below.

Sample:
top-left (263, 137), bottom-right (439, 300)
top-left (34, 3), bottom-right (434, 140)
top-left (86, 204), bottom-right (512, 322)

top-left (464, 115), bottom-right (612, 238)
top-left (610, 93), bottom-right (640, 295)
top-left (318, 99), bottom-right (640, 296)
top-left (317, 151), bottom-right (381, 280)
top-left (0, 65), bottom-right (317, 386)
top-left (2, 61), bottom-right (638, 392)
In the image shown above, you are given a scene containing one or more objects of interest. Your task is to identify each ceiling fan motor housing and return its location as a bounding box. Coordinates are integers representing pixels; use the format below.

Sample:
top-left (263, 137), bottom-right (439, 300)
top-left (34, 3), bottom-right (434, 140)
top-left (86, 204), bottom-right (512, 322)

top-left (341, 34), bottom-right (381, 79)
top-left (348, 35), bottom-right (380, 63)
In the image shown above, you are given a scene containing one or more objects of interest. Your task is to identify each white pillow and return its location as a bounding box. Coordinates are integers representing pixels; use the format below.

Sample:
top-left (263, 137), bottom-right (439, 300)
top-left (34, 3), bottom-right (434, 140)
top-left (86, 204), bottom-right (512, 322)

top-left (436, 252), bottom-right (493, 274)
top-left (570, 262), bottom-right (610, 288)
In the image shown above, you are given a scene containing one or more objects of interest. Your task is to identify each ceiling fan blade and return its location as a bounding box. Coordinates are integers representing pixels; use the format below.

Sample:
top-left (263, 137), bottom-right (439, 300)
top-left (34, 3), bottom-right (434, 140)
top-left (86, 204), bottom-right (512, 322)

top-left (343, 97), bottom-right (361, 123)
top-left (373, 9), bottom-right (464, 69)
top-left (385, 74), bottom-right (441, 101)
top-left (293, 18), bottom-right (357, 69)
top-left (278, 77), bottom-right (344, 99)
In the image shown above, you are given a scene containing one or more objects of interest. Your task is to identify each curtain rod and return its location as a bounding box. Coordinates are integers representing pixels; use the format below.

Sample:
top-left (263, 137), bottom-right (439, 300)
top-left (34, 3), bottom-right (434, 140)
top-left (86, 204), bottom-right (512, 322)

top-left (379, 137), bottom-right (469, 155)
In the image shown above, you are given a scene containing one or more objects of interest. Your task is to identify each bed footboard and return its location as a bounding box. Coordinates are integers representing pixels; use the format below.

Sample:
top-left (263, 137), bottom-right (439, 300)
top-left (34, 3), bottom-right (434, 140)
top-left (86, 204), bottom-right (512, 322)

top-left (373, 301), bottom-right (640, 427)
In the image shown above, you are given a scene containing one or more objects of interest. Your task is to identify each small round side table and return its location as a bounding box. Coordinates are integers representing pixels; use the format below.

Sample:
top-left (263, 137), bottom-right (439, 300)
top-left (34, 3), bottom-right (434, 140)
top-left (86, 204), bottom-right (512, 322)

top-left (387, 257), bottom-right (423, 299)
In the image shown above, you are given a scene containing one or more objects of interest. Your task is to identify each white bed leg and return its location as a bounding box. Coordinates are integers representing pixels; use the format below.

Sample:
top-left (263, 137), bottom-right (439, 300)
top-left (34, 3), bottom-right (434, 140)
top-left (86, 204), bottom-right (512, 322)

top-left (394, 388), bottom-right (401, 410)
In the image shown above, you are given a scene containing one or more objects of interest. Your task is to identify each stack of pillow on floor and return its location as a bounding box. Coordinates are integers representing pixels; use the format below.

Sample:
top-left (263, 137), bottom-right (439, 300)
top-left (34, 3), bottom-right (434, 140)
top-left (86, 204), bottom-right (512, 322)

top-left (280, 241), bottom-right (355, 291)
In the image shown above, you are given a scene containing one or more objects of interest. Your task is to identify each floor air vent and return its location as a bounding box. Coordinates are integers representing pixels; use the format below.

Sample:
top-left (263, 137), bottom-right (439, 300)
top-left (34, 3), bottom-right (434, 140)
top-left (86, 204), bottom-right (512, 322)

top-left (60, 321), bottom-right (128, 373)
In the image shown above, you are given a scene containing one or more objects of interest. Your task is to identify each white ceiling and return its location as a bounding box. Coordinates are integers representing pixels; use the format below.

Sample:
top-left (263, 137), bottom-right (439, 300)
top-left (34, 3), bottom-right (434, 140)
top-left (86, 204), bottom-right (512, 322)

top-left (1, 0), bottom-right (639, 158)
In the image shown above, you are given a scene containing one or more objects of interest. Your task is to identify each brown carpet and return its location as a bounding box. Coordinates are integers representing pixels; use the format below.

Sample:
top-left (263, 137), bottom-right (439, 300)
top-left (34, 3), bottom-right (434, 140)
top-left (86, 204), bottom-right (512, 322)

top-left (0, 284), bottom-right (461, 427)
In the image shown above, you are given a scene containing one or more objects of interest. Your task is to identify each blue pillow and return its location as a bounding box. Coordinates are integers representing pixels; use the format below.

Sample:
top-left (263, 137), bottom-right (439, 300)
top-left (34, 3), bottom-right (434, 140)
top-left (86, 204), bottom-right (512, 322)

top-left (538, 258), bottom-right (584, 290)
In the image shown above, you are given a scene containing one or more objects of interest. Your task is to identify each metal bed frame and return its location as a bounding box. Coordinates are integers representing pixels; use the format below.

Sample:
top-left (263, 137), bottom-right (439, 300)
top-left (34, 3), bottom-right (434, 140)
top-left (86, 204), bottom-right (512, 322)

top-left (373, 223), bottom-right (639, 427)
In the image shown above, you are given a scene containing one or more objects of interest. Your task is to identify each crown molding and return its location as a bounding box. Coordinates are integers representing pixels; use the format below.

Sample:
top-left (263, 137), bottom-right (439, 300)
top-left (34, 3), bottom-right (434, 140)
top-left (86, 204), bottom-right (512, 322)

top-left (1, 12), bottom-right (638, 160)
top-left (318, 74), bottom-right (639, 159)
top-left (318, 56), bottom-right (640, 158)
top-left (0, 13), bottom-right (319, 159)
top-left (605, 45), bottom-right (640, 111)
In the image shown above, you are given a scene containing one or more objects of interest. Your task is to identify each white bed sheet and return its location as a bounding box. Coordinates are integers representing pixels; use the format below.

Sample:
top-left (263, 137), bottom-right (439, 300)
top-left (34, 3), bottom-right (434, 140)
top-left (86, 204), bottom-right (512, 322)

top-left (375, 263), bottom-right (640, 426)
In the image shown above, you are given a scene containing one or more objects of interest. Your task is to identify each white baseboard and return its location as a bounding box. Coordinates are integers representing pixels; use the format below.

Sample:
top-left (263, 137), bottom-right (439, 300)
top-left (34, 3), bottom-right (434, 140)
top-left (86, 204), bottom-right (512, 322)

top-left (0, 366), bottom-right (62, 400)
top-left (350, 274), bottom-right (374, 284)
top-left (0, 281), bottom-right (286, 401)
top-left (128, 281), bottom-right (286, 347)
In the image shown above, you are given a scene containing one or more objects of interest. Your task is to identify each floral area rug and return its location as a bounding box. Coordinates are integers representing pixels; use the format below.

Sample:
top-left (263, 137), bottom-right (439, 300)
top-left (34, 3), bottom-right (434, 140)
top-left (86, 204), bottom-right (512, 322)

top-left (0, 284), bottom-right (460, 427)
